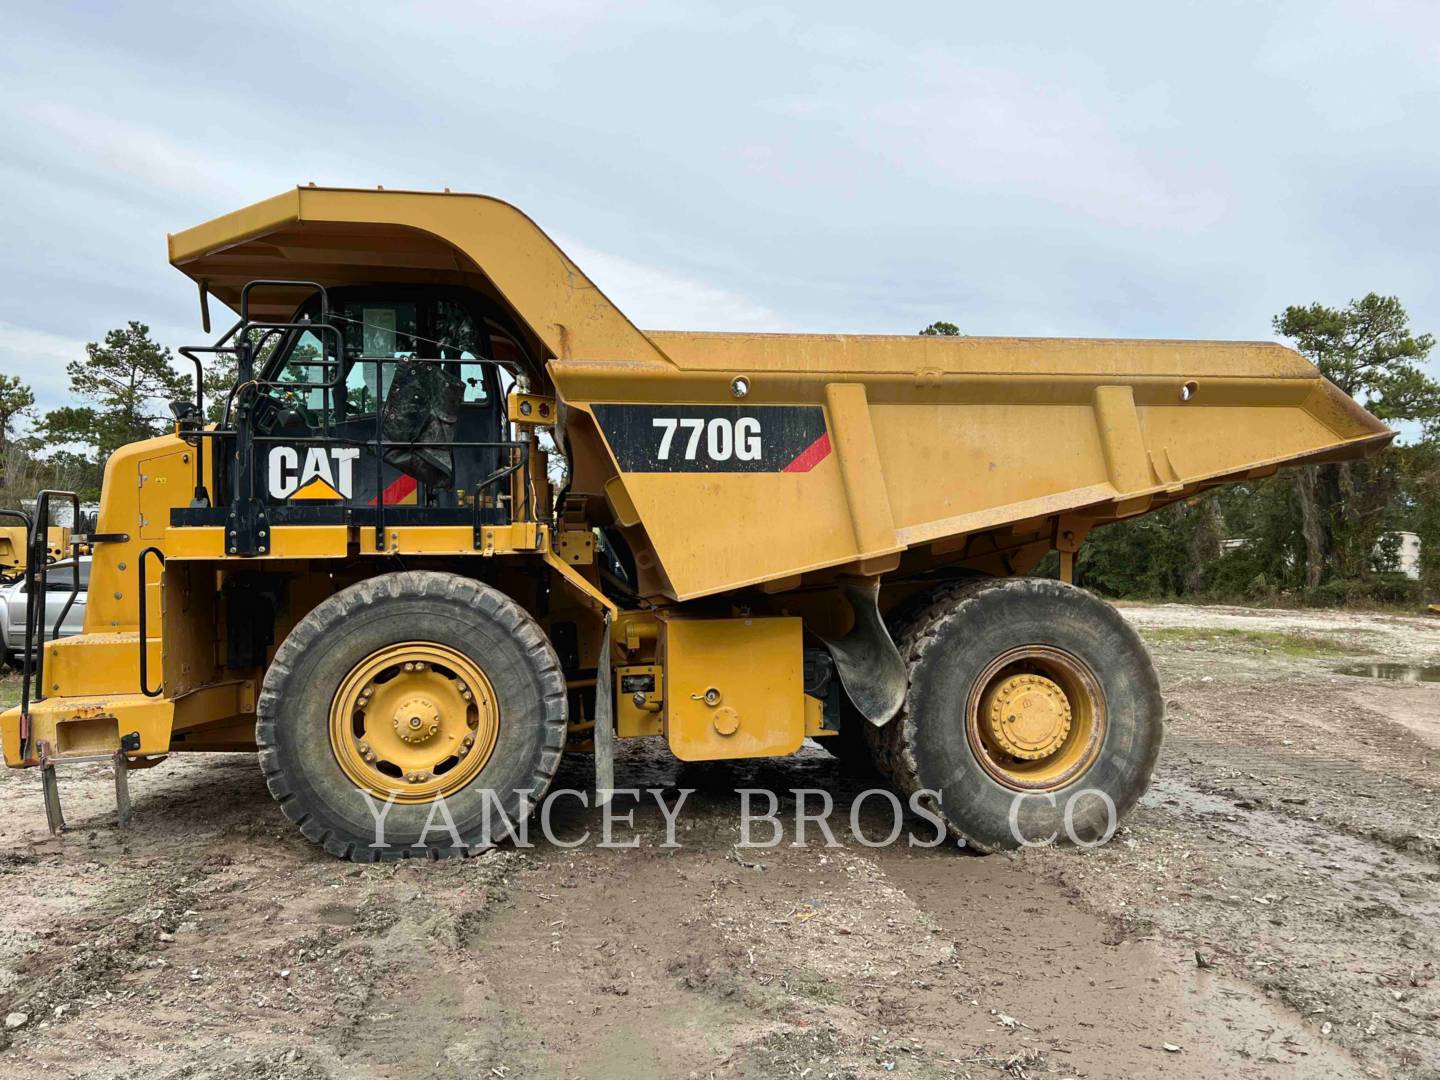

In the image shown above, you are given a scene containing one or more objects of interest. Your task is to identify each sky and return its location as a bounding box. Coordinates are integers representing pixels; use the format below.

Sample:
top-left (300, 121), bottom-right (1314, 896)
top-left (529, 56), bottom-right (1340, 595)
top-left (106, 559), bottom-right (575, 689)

top-left (2, 0), bottom-right (1438, 431)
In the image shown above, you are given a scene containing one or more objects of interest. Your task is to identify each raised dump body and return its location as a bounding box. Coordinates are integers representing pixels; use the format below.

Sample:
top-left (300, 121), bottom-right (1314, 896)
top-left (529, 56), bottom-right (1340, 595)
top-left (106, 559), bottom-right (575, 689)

top-left (1, 187), bottom-right (1391, 860)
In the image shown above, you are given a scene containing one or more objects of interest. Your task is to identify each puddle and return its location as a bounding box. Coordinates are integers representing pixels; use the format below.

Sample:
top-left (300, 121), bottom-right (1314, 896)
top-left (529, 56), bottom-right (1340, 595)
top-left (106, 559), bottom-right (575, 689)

top-left (1335, 662), bottom-right (1440, 683)
top-left (317, 903), bottom-right (358, 927)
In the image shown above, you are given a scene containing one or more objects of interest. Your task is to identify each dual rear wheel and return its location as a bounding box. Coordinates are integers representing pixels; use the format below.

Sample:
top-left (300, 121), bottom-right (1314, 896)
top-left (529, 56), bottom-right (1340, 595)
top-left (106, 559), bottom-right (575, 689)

top-left (865, 577), bottom-right (1164, 850)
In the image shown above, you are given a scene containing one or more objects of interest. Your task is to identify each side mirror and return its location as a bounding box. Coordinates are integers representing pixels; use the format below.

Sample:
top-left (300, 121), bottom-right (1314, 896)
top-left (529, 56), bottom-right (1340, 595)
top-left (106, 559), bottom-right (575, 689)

top-left (170, 399), bottom-right (202, 434)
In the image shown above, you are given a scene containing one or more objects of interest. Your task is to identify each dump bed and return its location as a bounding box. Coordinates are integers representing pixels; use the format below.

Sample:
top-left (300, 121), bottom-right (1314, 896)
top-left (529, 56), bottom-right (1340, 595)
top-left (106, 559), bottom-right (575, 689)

top-left (169, 187), bottom-right (1392, 602)
top-left (554, 331), bottom-right (1389, 599)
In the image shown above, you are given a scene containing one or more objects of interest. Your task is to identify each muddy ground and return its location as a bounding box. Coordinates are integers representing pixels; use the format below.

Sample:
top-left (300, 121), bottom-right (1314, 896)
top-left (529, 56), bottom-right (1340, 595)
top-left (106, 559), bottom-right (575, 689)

top-left (0, 603), bottom-right (1436, 1079)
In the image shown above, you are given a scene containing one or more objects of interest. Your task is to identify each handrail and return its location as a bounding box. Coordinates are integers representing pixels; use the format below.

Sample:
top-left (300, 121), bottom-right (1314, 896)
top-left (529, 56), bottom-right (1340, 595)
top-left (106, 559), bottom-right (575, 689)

top-left (50, 558), bottom-right (84, 645)
top-left (236, 321), bottom-right (345, 392)
top-left (186, 430), bottom-right (523, 448)
top-left (137, 547), bottom-right (166, 697)
top-left (373, 350), bottom-right (386, 547)
top-left (471, 456), bottom-right (527, 544)
top-left (20, 490), bottom-right (81, 761)
top-left (240, 279), bottom-right (329, 324)
top-left (176, 319), bottom-right (241, 505)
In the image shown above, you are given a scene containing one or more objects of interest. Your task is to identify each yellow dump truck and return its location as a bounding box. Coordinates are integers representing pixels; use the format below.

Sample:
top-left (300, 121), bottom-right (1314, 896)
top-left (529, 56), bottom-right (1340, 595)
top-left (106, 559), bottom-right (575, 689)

top-left (0, 517), bottom-right (26, 584)
top-left (0, 519), bottom-right (76, 585)
top-left (1, 187), bottom-right (1391, 859)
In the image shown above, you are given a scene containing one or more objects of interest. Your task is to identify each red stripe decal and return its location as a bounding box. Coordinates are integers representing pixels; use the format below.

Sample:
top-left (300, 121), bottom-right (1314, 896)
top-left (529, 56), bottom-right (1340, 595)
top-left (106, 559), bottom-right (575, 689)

top-left (370, 474), bottom-right (418, 506)
top-left (782, 432), bottom-right (832, 473)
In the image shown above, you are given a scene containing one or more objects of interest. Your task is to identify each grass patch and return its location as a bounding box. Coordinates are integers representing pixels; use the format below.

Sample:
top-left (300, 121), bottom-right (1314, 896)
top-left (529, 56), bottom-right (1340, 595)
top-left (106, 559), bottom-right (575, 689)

top-left (0, 672), bottom-right (19, 711)
top-left (780, 970), bottom-right (840, 1004)
top-left (1141, 626), bottom-right (1373, 658)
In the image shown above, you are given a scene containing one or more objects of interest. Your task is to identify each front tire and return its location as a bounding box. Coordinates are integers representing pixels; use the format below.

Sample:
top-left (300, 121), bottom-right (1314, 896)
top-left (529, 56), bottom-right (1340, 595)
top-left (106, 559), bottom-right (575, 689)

top-left (257, 571), bottom-right (566, 861)
top-left (869, 578), bottom-right (1162, 851)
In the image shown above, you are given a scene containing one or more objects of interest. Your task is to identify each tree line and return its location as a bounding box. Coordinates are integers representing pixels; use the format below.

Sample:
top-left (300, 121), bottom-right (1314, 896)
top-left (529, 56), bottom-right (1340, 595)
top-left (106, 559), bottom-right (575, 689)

top-left (1074, 297), bottom-right (1436, 604)
top-left (924, 298), bottom-right (1440, 605)
top-left (1, 300), bottom-right (1436, 606)
top-left (0, 322), bottom-right (236, 506)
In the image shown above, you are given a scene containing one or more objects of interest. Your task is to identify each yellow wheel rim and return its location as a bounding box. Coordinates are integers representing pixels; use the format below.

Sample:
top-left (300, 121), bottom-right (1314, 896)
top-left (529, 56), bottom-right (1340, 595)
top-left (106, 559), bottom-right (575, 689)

top-left (966, 645), bottom-right (1104, 791)
top-left (329, 642), bottom-right (499, 804)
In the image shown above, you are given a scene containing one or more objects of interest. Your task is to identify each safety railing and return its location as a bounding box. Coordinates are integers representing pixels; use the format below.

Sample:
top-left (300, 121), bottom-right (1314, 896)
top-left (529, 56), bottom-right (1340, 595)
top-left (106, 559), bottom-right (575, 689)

top-left (18, 491), bottom-right (82, 761)
top-left (177, 278), bottom-right (542, 553)
top-left (176, 314), bottom-right (244, 507)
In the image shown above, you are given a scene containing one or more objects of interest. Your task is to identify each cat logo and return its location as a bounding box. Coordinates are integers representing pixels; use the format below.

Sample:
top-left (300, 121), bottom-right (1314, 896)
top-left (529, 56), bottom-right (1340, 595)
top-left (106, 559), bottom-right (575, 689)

top-left (268, 446), bottom-right (360, 501)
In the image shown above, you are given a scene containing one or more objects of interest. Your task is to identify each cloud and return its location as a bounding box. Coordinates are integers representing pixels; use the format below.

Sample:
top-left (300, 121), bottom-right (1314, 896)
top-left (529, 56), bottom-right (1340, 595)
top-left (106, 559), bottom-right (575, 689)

top-left (558, 239), bottom-right (795, 333)
top-left (0, 0), bottom-right (1435, 389)
top-left (0, 322), bottom-right (88, 423)
top-left (17, 103), bottom-right (254, 203)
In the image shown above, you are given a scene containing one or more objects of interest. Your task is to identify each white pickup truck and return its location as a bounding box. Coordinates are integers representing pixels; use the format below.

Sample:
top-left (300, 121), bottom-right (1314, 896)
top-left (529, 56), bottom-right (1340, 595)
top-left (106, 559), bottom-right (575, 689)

top-left (0, 558), bottom-right (89, 667)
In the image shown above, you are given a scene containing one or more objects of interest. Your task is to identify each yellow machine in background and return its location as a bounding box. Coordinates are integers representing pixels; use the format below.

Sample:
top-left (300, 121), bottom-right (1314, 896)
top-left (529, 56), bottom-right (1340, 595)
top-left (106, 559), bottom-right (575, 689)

top-left (0, 187), bottom-right (1392, 859)
top-left (0, 522), bottom-right (24, 583)
top-left (0, 521), bottom-right (78, 584)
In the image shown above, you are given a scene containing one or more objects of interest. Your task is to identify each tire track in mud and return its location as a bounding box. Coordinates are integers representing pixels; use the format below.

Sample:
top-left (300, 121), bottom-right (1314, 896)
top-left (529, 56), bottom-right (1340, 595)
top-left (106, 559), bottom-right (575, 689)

top-left (0, 756), bottom-right (523, 1077)
top-left (1024, 769), bottom-right (1439, 1077)
top-left (1044, 608), bottom-right (1440, 1078)
top-left (0, 603), bottom-right (1433, 1078)
top-left (459, 747), bottom-right (1360, 1079)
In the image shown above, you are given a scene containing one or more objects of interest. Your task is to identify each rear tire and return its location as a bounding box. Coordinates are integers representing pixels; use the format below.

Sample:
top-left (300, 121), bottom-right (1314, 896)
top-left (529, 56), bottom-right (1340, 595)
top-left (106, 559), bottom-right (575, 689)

top-left (868, 578), bottom-right (1162, 851)
top-left (257, 571), bottom-right (566, 861)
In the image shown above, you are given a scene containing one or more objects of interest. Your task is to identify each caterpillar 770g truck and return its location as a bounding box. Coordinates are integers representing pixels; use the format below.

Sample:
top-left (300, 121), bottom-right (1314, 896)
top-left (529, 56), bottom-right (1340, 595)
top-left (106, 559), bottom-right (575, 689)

top-left (1, 187), bottom-right (1392, 859)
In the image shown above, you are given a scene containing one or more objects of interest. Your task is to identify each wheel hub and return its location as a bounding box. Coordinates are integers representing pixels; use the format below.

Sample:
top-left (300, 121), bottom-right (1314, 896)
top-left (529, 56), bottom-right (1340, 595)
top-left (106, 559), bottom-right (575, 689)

top-left (985, 673), bottom-right (1071, 760)
top-left (392, 696), bottom-right (443, 744)
top-left (329, 643), bottom-right (500, 804)
top-left (966, 644), bottom-right (1106, 792)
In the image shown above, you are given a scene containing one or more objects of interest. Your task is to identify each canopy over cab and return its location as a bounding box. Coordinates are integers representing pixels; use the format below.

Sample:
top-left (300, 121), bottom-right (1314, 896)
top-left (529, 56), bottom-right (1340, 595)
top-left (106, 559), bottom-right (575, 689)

top-left (167, 185), bottom-right (669, 378)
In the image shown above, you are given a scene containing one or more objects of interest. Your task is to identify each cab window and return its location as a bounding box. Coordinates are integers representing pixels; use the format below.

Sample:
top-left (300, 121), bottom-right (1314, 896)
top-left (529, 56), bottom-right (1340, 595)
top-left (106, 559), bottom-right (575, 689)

top-left (342, 301), bottom-right (418, 417)
top-left (435, 298), bottom-right (489, 404)
top-left (274, 329), bottom-right (330, 413)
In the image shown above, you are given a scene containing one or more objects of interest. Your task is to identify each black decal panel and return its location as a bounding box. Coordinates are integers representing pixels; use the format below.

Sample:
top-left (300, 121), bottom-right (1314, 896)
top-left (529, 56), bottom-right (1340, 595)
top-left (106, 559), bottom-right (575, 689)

top-left (591, 404), bottom-right (830, 474)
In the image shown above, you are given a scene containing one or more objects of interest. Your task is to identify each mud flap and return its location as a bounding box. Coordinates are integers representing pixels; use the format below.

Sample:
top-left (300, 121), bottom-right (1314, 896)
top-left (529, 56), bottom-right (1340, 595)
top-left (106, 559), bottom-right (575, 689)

top-left (820, 579), bottom-right (908, 726)
top-left (594, 616), bottom-right (615, 806)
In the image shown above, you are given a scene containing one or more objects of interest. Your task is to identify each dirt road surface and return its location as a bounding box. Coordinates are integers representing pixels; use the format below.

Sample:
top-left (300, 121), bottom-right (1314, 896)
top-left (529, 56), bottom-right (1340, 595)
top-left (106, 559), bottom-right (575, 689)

top-left (0, 603), bottom-right (1436, 1079)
